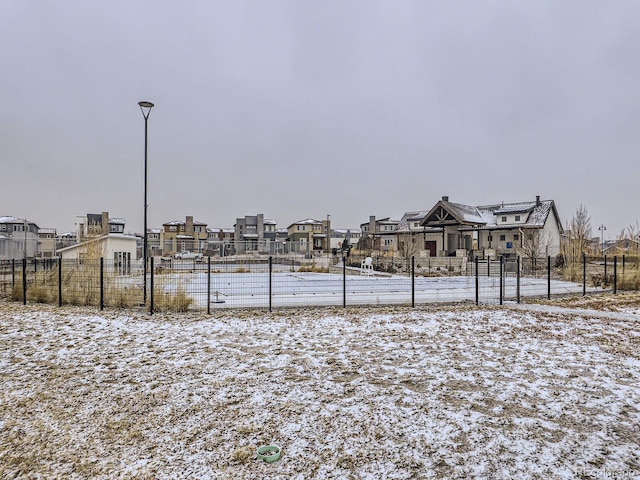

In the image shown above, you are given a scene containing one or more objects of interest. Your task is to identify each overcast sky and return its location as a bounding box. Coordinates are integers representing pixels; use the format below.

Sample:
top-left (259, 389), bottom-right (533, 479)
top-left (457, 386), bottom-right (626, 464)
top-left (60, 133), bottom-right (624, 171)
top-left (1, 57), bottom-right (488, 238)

top-left (2, 1), bottom-right (639, 238)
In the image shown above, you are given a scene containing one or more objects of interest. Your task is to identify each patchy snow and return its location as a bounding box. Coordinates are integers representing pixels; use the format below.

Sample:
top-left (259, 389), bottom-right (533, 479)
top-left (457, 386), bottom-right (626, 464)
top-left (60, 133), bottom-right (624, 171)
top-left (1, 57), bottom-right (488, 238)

top-left (1, 301), bottom-right (639, 479)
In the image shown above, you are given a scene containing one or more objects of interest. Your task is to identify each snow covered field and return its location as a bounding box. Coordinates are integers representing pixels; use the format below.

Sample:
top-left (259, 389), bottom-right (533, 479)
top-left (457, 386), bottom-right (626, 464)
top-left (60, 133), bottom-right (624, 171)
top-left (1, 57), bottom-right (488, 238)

top-left (1, 297), bottom-right (639, 479)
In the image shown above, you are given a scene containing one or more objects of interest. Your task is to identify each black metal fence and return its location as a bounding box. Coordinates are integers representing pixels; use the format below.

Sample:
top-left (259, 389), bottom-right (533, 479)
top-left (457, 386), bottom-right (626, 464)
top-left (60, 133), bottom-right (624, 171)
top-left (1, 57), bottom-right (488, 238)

top-left (0, 254), bottom-right (634, 313)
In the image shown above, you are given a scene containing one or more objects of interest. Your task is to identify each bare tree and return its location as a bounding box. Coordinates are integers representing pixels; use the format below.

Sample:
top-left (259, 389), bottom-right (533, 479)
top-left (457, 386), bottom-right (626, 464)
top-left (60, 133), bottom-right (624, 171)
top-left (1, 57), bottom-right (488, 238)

top-left (616, 222), bottom-right (640, 258)
top-left (517, 229), bottom-right (554, 259)
top-left (397, 234), bottom-right (420, 262)
top-left (560, 205), bottom-right (592, 281)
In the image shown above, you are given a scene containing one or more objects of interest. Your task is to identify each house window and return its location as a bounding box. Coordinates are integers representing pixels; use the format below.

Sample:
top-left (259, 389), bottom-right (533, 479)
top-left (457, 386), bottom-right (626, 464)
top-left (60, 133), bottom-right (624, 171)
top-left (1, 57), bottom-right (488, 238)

top-left (515, 215), bottom-right (521, 221)
top-left (501, 216), bottom-right (507, 222)
top-left (113, 251), bottom-right (131, 275)
top-left (513, 234), bottom-right (519, 240)
top-left (499, 235), bottom-right (506, 241)
top-left (169, 226), bottom-right (177, 232)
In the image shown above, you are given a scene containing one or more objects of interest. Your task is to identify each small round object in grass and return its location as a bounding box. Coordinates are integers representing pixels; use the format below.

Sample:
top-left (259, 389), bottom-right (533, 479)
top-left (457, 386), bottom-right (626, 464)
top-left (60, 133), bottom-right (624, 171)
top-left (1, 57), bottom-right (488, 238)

top-left (256, 445), bottom-right (281, 463)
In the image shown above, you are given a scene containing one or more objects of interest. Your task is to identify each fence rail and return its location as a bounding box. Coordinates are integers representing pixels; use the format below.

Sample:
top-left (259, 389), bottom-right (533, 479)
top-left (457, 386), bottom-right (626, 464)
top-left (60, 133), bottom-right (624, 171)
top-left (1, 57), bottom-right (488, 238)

top-left (1, 254), bottom-right (636, 313)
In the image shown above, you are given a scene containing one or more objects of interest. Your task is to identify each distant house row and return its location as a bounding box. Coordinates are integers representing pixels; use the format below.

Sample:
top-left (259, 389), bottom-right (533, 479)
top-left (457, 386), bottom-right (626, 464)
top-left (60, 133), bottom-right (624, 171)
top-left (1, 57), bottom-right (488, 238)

top-left (1, 195), bottom-right (571, 262)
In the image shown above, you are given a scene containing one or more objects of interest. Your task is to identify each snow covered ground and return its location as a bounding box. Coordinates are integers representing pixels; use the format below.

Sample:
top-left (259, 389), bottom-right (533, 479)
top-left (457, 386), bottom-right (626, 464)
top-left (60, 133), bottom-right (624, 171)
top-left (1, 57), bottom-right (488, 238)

top-left (1, 297), bottom-right (639, 479)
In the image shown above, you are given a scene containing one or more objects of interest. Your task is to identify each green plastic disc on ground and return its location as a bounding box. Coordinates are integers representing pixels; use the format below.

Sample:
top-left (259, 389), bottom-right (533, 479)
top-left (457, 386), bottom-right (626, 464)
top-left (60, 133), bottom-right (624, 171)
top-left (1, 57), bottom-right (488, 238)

top-left (256, 445), bottom-right (281, 463)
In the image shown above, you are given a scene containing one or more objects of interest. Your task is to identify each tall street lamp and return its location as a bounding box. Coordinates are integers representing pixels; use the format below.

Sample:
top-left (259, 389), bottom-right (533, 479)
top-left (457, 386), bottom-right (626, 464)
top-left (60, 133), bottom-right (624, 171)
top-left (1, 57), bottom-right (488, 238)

top-left (598, 224), bottom-right (606, 256)
top-left (139, 101), bottom-right (154, 304)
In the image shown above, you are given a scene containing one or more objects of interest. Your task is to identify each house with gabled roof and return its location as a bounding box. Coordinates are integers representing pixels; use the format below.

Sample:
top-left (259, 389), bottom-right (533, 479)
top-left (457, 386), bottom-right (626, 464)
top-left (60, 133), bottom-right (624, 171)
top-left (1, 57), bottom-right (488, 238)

top-left (287, 218), bottom-right (330, 255)
top-left (420, 195), bottom-right (563, 257)
top-left (160, 216), bottom-right (208, 256)
top-left (359, 216), bottom-right (400, 252)
top-left (394, 210), bottom-right (443, 257)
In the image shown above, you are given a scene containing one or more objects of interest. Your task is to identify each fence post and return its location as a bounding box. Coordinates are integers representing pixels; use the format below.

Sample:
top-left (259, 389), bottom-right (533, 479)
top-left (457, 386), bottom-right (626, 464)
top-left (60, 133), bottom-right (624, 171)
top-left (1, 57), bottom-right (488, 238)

top-left (22, 258), bottom-right (27, 305)
top-left (487, 255), bottom-right (490, 277)
top-left (547, 255), bottom-right (551, 300)
top-left (475, 256), bottom-right (479, 305)
top-left (100, 257), bottom-right (104, 311)
top-left (207, 256), bottom-right (211, 315)
top-left (411, 256), bottom-right (415, 308)
top-left (582, 253), bottom-right (586, 296)
top-left (622, 254), bottom-right (626, 273)
top-left (12, 259), bottom-right (15, 288)
top-left (149, 257), bottom-right (154, 315)
top-left (516, 256), bottom-right (521, 304)
top-left (499, 256), bottom-right (503, 305)
top-left (343, 256), bottom-right (346, 308)
top-left (34, 258), bottom-right (37, 274)
top-left (58, 257), bottom-right (62, 307)
top-left (613, 256), bottom-right (617, 294)
top-left (604, 255), bottom-right (607, 282)
top-left (269, 256), bottom-right (273, 312)
top-left (532, 256), bottom-right (535, 277)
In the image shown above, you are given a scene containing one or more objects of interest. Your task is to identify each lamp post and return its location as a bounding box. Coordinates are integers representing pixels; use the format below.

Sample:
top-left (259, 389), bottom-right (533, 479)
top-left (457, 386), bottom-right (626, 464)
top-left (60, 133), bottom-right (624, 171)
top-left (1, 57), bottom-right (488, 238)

top-left (138, 101), bottom-right (154, 304)
top-left (598, 224), bottom-right (606, 256)
top-left (326, 214), bottom-right (331, 269)
top-left (24, 218), bottom-right (28, 261)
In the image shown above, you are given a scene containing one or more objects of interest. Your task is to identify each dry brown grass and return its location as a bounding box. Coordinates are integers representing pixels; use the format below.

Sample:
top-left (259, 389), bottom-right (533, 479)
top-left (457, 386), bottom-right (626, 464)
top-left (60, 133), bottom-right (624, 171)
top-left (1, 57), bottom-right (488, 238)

top-left (527, 291), bottom-right (640, 311)
top-left (298, 263), bottom-right (329, 273)
top-left (152, 285), bottom-right (193, 312)
top-left (618, 267), bottom-right (640, 291)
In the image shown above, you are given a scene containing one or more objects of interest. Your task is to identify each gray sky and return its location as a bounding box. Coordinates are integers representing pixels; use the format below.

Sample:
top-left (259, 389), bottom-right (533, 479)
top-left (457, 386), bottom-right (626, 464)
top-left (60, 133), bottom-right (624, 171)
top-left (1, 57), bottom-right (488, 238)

top-left (2, 1), bottom-right (639, 239)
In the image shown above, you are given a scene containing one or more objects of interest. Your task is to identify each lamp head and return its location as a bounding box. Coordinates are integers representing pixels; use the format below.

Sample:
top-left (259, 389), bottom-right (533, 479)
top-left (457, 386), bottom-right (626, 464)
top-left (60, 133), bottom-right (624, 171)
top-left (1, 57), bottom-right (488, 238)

top-left (138, 101), bottom-right (154, 118)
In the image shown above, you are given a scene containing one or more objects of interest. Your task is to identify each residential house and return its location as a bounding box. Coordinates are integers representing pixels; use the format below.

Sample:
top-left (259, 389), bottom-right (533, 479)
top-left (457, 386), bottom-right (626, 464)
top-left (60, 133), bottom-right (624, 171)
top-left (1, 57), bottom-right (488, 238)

top-left (359, 216), bottom-right (399, 252)
top-left (394, 210), bottom-right (443, 258)
top-left (206, 227), bottom-right (235, 256)
top-left (147, 228), bottom-right (162, 257)
top-left (331, 229), bottom-right (362, 251)
top-left (53, 211), bottom-right (137, 271)
top-left (602, 238), bottom-right (640, 256)
top-left (57, 232), bottom-right (77, 251)
top-left (38, 228), bottom-right (57, 258)
top-left (420, 196), bottom-right (563, 257)
top-left (57, 235), bottom-right (137, 274)
top-left (287, 218), bottom-right (331, 255)
top-left (160, 216), bottom-right (208, 256)
top-left (0, 216), bottom-right (39, 260)
top-left (234, 214), bottom-right (278, 254)
top-left (75, 212), bottom-right (125, 242)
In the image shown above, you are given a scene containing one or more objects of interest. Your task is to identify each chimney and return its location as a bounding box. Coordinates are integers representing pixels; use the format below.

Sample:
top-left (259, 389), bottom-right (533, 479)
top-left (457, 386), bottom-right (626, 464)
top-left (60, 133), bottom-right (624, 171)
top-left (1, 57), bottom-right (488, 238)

top-left (442, 196), bottom-right (449, 202)
top-left (536, 195), bottom-right (541, 206)
top-left (186, 216), bottom-right (194, 236)
top-left (369, 215), bottom-right (376, 234)
top-left (257, 214), bottom-right (264, 243)
top-left (102, 212), bottom-right (109, 235)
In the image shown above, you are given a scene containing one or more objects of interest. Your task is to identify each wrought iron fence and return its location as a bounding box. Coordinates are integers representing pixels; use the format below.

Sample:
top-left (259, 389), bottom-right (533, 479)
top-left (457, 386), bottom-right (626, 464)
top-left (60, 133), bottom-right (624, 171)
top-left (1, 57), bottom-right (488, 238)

top-left (0, 254), bottom-right (634, 313)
